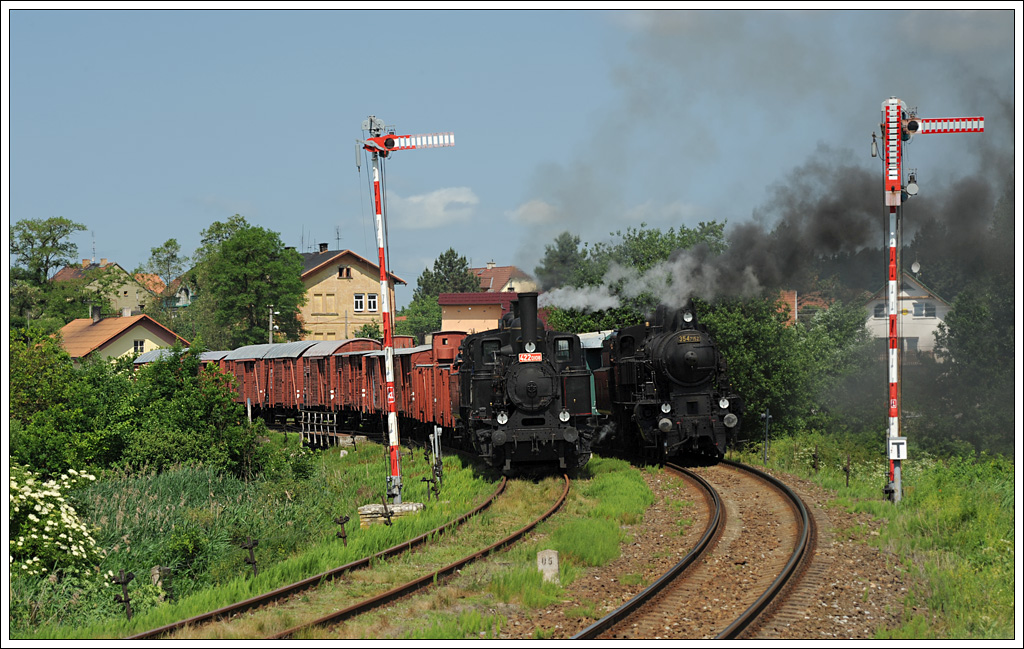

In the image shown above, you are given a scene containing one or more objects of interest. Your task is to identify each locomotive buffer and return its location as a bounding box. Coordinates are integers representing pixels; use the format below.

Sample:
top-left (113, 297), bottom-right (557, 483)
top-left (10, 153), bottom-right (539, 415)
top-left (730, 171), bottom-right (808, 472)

top-left (873, 97), bottom-right (982, 504)
top-left (358, 116), bottom-right (454, 504)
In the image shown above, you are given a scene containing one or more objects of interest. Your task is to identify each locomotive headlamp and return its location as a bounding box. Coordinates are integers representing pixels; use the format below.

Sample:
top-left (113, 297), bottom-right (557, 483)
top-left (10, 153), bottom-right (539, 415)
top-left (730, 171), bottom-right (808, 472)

top-left (559, 409), bottom-right (571, 423)
top-left (660, 402), bottom-right (672, 414)
top-left (719, 398), bottom-right (730, 409)
top-left (723, 413), bottom-right (739, 428)
top-left (496, 411), bottom-right (509, 425)
top-left (524, 341), bottom-right (536, 353)
top-left (683, 310), bottom-right (693, 323)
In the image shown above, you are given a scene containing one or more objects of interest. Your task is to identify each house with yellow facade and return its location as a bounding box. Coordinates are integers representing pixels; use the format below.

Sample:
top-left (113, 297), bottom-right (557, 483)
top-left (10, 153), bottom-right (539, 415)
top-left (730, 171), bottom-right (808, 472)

top-left (299, 244), bottom-right (407, 340)
top-left (51, 258), bottom-right (161, 316)
top-left (60, 308), bottom-right (189, 366)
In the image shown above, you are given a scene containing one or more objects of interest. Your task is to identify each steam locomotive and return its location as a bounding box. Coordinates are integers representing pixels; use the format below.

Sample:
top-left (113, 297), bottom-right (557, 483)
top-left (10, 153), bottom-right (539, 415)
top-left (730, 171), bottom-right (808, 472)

top-left (592, 300), bottom-right (743, 463)
top-left (139, 293), bottom-right (738, 477)
top-left (451, 292), bottom-right (595, 475)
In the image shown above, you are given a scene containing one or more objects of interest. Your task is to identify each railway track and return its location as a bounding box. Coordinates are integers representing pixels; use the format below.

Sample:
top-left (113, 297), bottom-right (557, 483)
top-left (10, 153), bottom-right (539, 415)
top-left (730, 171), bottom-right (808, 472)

top-left (126, 475), bottom-right (509, 640)
top-left (133, 474), bottom-right (569, 640)
top-left (574, 459), bottom-right (812, 640)
top-left (270, 474), bottom-right (570, 639)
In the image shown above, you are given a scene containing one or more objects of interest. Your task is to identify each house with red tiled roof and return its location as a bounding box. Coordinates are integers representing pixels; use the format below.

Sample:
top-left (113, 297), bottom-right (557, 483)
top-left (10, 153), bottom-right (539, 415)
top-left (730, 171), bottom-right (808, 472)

top-left (51, 258), bottom-right (160, 316)
top-left (299, 243), bottom-right (407, 340)
top-left (59, 308), bottom-right (189, 366)
top-left (471, 261), bottom-right (537, 293)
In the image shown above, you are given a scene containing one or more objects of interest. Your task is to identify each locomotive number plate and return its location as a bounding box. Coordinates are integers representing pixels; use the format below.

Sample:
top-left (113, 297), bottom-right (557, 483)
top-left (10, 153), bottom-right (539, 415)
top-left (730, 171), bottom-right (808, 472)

top-left (519, 352), bottom-right (543, 362)
top-left (677, 334), bottom-right (701, 344)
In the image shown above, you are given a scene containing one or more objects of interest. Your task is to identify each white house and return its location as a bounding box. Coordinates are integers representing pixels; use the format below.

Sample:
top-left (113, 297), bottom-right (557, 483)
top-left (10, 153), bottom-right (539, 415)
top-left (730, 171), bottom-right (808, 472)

top-left (864, 272), bottom-right (952, 358)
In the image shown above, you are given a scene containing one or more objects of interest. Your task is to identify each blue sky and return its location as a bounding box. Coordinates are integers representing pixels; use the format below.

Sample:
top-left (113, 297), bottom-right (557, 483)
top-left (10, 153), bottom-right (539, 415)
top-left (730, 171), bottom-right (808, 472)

top-left (6, 6), bottom-right (1020, 310)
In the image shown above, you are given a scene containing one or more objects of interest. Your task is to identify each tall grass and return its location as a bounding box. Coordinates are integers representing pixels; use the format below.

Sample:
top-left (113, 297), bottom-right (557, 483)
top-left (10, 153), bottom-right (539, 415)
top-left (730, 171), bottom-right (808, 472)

top-left (732, 435), bottom-right (1015, 639)
top-left (10, 437), bottom-right (497, 639)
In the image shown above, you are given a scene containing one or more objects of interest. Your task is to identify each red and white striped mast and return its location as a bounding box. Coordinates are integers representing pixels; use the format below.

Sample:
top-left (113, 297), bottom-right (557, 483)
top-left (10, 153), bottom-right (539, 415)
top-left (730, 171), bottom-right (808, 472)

top-left (359, 116), bottom-right (454, 504)
top-left (874, 98), bottom-right (982, 503)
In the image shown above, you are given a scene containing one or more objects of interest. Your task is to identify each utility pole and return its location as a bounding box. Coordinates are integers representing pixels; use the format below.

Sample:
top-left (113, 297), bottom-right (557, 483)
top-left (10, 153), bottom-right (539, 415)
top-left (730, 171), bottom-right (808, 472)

top-left (268, 304), bottom-right (279, 344)
top-left (358, 116), bottom-right (454, 504)
top-left (873, 97), bottom-right (982, 504)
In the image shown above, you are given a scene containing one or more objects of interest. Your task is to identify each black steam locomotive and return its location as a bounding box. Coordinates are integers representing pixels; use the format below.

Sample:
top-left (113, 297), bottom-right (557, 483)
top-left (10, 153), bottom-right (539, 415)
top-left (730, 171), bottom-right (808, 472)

top-left (593, 301), bottom-right (742, 462)
top-left (451, 292), bottom-right (595, 475)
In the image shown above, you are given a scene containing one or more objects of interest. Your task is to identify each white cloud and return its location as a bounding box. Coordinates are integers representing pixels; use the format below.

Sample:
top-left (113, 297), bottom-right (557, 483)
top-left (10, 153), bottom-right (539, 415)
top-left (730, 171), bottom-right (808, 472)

top-left (506, 199), bottom-right (559, 225)
top-left (389, 187), bottom-right (478, 229)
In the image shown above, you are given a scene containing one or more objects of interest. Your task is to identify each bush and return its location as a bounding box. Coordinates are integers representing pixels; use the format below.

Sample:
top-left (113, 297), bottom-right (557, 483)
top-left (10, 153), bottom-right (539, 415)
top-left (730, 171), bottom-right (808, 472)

top-left (9, 463), bottom-right (104, 578)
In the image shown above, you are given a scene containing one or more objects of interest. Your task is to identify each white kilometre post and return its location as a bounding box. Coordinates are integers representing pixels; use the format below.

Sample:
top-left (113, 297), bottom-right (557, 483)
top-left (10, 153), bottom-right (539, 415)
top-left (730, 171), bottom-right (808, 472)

top-left (877, 97), bottom-right (983, 504)
top-left (360, 116), bottom-right (454, 504)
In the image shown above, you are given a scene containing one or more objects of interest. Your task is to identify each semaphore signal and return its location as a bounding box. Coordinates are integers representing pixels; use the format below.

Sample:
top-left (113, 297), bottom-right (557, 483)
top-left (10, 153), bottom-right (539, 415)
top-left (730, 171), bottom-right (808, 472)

top-left (357, 116), bottom-right (455, 505)
top-left (872, 97), bottom-right (982, 504)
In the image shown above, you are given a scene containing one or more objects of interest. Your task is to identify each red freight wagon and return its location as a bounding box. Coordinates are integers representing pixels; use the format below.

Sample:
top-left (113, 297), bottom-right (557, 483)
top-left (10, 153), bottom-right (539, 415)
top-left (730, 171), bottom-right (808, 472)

top-left (263, 341), bottom-right (318, 422)
top-left (222, 344), bottom-right (276, 415)
top-left (429, 332), bottom-right (466, 428)
top-left (408, 345), bottom-right (435, 425)
top-left (394, 345), bottom-right (429, 420)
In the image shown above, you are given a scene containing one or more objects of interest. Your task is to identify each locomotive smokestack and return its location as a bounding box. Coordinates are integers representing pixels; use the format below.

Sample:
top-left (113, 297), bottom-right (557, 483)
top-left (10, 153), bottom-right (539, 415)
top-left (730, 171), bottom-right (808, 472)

top-left (519, 291), bottom-right (539, 347)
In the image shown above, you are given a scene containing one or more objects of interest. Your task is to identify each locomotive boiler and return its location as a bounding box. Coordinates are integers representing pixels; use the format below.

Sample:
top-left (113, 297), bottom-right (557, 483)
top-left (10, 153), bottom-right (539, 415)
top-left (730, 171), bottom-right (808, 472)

top-left (593, 300), bottom-right (742, 462)
top-left (451, 292), bottom-right (595, 475)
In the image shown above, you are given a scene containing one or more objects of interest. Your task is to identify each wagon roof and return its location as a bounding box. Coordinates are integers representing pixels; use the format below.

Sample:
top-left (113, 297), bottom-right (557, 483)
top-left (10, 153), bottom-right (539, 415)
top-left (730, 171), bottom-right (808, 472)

top-left (397, 345), bottom-right (432, 356)
top-left (263, 340), bottom-right (318, 359)
top-left (133, 348), bottom-right (229, 364)
top-left (223, 343), bottom-right (277, 360)
top-left (304, 338), bottom-right (381, 357)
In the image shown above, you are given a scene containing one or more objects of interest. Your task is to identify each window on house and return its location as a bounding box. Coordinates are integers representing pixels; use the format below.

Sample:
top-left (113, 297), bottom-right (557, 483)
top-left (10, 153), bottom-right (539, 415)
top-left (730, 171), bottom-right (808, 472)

top-left (325, 293), bottom-right (336, 314)
top-left (313, 293), bottom-right (324, 313)
top-left (354, 294), bottom-right (365, 312)
top-left (925, 303), bottom-right (936, 318)
top-left (134, 340), bottom-right (145, 354)
top-left (874, 303), bottom-right (885, 318)
top-left (913, 302), bottom-right (924, 317)
top-left (367, 293), bottom-right (378, 312)
top-left (338, 266), bottom-right (352, 279)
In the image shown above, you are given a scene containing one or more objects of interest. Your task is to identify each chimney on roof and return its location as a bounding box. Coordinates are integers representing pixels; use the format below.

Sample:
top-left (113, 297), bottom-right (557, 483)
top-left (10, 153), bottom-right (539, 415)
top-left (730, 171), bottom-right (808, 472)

top-left (486, 260), bottom-right (496, 269)
top-left (100, 258), bottom-right (108, 267)
top-left (91, 305), bottom-right (101, 324)
top-left (319, 242), bottom-right (329, 253)
top-left (82, 259), bottom-right (90, 268)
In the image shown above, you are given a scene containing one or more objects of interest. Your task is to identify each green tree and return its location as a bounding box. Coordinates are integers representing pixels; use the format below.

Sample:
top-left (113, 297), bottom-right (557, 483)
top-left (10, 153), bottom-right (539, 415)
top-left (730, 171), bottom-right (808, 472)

top-left (932, 282), bottom-right (1014, 457)
top-left (394, 296), bottom-right (442, 343)
top-left (190, 221), bottom-right (306, 349)
top-left (9, 327), bottom-right (136, 476)
top-left (353, 322), bottom-right (383, 340)
top-left (396, 247), bottom-right (481, 343)
top-left (143, 238), bottom-right (190, 290)
top-left (700, 297), bottom-right (876, 445)
top-left (10, 217), bottom-right (87, 285)
top-left (411, 247), bottom-right (481, 300)
top-left (125, 342), bottom-right (267, 478)
top-left (534, 231), bottom-right (589, 290)
top-left (540, 221), bottom-right (728, 329)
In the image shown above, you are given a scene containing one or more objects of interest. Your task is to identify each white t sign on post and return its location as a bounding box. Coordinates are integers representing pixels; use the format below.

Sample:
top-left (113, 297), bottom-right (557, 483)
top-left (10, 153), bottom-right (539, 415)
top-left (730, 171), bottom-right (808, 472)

top-left (888, 437), bottom-right (908, 461)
